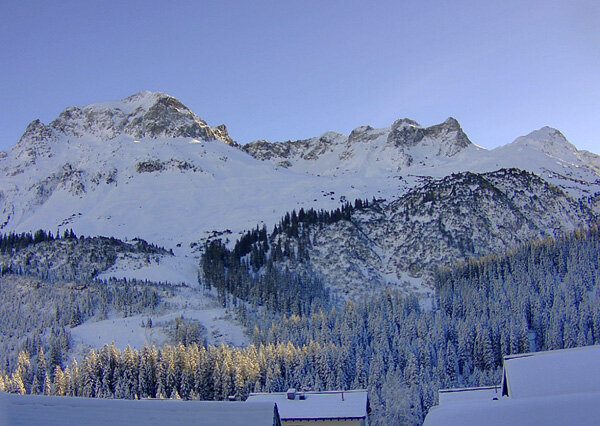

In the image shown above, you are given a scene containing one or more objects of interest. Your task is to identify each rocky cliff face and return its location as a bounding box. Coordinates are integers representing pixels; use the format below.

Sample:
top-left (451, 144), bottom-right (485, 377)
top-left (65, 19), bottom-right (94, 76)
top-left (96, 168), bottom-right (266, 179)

top-left (242, 131), bottom-right (346, 165)
top-left (18, 91), bottom-right (237, 150)
top-left (386, 117), bottom-right (470, 155)
top-left (11, 119), bottom-right (57, 167)
top-left (266, 169), bottom-right (596, 298)
top-left (243, 117), bottom-right (474, 173)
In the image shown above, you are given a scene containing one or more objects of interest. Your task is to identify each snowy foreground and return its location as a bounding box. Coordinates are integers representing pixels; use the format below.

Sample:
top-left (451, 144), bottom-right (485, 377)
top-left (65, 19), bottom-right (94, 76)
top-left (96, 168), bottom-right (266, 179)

top-left (425, 392), bottom-right (600, 426)
top-left (0, 392), bottom-right (279, 426)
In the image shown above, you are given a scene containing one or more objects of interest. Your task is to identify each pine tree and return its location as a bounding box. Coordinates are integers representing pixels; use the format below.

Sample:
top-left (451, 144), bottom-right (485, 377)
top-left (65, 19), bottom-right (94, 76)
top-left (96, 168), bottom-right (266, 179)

top-left (15, 351), bottom-right (32, 394)
top-left (34, 348), bottom-right (47, 394)
top-left (63, 366), bottom-right (73, 396)
top-left (53, 365), bottom-right (65, 396)
top-left (43, 371), bottom-right (52, 395)
top-left (10, 369), bottom-right (26, 395)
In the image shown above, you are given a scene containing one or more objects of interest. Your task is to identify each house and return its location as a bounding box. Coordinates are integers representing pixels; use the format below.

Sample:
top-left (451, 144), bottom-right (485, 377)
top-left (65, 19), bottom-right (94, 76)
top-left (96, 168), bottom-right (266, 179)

top-left (246, 389), bottom-right (369, 426)
top-left (0, 391), bottom-right (281, 426)
top-left (424, 345), bottom-right (600, 426)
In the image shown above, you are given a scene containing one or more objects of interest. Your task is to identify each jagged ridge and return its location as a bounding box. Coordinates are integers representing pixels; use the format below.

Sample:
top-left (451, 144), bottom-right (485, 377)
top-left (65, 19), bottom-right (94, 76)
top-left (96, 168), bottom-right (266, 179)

top-left (243, 117), bottom-right (473, 172)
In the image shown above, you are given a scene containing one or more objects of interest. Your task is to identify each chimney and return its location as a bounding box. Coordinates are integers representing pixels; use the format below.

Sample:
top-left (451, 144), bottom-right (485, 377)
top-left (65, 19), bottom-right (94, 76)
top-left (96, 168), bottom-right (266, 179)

top-left (286, 388), bottom-right (296, 400)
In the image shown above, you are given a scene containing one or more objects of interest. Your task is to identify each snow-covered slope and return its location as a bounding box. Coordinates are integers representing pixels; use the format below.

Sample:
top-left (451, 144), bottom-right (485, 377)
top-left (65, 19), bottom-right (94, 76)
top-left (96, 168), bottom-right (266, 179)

top-left (0, 392), bottom-right (278, 426)
top-left (260, 168), bottom-right (596, 298)
top-left (482, 127), bottom-right (600, 199)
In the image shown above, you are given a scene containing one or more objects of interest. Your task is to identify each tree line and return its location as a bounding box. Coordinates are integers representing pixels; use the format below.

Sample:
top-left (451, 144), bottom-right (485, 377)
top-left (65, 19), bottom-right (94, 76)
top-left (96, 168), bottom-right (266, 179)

top-left (0, 229), bottom-right (76, 255)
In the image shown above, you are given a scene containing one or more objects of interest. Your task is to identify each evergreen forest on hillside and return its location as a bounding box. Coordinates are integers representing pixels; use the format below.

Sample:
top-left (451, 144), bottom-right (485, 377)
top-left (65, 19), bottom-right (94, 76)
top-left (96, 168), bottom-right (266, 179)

top-left (2, 222), bottom-right (600, 424)
top-left (201, 200), bottom-right (372, 312)
top-left (0, 230), bottom-right (177, 368)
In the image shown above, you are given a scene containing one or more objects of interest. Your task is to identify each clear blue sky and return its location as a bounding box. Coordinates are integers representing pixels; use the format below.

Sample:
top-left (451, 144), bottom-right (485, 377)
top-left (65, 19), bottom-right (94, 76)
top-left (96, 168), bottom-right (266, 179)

top-left (1, 0), bottom-right (598, 152)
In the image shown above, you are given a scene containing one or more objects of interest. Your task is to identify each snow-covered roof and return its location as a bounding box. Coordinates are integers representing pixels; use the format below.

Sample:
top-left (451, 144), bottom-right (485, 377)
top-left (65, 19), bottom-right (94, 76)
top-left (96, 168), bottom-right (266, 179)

top-left (0, 392), bottom-right (280, 426)
top-left (438, 385), bottom-right (501, 405)
top-left (246, 389), bottom-right (369, 420)
top-left (502, 345), bottom-right (600, 398)
top-left (424, 391), bottom-right (600, 426)
top-left (425, 345), bottom-right (600, 425)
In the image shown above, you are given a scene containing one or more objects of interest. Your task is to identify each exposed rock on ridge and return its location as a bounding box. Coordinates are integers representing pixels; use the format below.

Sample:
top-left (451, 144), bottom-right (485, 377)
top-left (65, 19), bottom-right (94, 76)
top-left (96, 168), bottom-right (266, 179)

top-left (243, 117), bottom-right (473, 173)
top-left (17, 91), bottom-right (238, 147)
top-left (387, 117), bottom-right (471, 156)
top-left (242, 131), bottom-right (346, 163)
top-left (11, 119), bottom-right (57, 166)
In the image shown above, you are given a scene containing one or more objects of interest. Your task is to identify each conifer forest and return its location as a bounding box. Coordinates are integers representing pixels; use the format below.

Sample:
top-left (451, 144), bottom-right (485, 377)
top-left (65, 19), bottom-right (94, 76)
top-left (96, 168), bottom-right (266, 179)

top-left (1, 219), bottom-right (599, 424)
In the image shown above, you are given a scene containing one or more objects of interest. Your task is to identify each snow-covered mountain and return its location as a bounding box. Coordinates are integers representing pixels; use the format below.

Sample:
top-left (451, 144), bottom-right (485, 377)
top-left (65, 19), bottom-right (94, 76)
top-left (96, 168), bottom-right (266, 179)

top-left (1, 91), bottom-right (599, 284)
top-left (15, 91), bottom-right (237, 151)
top-left (1, 92), bottom-right (364, 249)
top-left (1, 90), bottom-right (600, 365)
top-left (486, 127), bottom-right (600, 198)
top-left (260, 168), bottom-right (595, 298)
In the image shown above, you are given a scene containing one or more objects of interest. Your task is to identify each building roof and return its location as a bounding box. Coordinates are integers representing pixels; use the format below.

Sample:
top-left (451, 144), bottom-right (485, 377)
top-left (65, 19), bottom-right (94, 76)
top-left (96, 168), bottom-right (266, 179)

top-left (424, 391), bottom-right (600, 426)
top-left (0, 392), bottom-right (280, 426)
top-left (246, 389), bottom-right (369, 420)
top-left (502, 345), bottom-right (600, 398)
top-left (438, 386), bottom-right (501, 405)
top-left (424, 345), bottom-right (600, 426)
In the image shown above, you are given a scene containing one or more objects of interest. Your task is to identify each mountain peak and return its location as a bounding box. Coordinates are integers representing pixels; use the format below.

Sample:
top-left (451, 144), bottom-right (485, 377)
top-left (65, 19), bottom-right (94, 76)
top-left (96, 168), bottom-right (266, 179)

top-left (441, 116), bottom-right (460, 128)
top-left (386, 117), bottom-right (471, 156)
top-left (391, 118), bottom-right (422, 129)
top-left (510, 126), bottom-right (577, 156)
top-left (19, 119), bottom-right (52, 142)
top-left (31, 92), bottom-right (238, 145)
top-left (12, 118), bottom-right (56, 165)
top-left (89, 90), bottom-right (172, 115)
top-left (124, 90), bottom-right (168, 102)
top-left (523, 126), bottom-right (568, 142)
